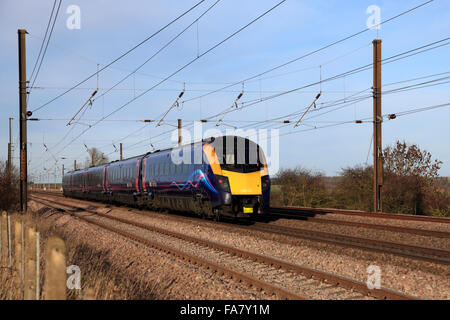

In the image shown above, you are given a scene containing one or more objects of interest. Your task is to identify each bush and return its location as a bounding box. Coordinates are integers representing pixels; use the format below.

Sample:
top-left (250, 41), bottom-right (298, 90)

top-left (271, 167), bottom-right (330, 207)
top-left (383, 141), bottom-right (446, 216)
top-left (270, 141), bottom-right (449, 217)
top-left (333, 165), bottom-right (372, 212)
top-left (0, 161), bottom-right (19, 211)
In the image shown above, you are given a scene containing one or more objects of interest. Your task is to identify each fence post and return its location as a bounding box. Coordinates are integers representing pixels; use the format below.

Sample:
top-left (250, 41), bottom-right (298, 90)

top-left (44, 237), bottom-right (67, 300)
top-left (14, 217), bottom-right (24, 296)
top-left (8, 214), bottom-right (12, 267)
top-left (24, 224), bottom-right (37, 300)
top-left (36, 231), bottom-right (40, 300)
top-left (1, 211), bottom-right (8, 265)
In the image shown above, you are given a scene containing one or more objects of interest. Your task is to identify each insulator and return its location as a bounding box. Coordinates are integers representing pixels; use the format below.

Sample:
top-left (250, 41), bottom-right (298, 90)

top-left (388, 114), bottom-right (397, 120)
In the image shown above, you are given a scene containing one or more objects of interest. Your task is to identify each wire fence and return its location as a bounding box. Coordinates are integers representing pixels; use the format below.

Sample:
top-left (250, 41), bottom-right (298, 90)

top-left (0, 211), bottom-right (67, 300)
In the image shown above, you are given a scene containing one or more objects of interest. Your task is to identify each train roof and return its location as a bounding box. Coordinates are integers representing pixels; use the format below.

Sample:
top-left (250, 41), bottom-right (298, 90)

top-left (64, 135), bottom-right (260, 175)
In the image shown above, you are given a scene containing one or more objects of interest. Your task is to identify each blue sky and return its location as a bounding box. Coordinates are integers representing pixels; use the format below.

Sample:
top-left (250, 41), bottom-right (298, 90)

top-left (1, 0), bottom-right (449, 182)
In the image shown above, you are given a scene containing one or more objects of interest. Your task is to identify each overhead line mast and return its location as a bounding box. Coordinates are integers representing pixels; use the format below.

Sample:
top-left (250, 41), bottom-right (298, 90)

top-left (373, 39), bottom-right (383, 213)
top-left (18, 29), bottom-right (28, 213)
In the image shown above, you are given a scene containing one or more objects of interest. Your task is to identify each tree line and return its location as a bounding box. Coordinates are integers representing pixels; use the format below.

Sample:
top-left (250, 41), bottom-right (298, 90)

top-left (271, 140), bottom-right (449, 217)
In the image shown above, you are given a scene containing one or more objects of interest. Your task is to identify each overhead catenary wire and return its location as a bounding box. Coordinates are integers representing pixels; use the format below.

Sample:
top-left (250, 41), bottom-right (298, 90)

top-left (31, 1), bottom-right (446, 175)
top-left (52, 0), bottom-right (286, 154)
top-left (30, 1), bottom-right (286, 171)
top-left (92, 0), bottom-right (222, 104)
top-left (32, 9), bottom-right (446, 170)
top-left (207, 37), bottom-right (450, 122)
top-left (31, 0), bottom-right (207, 113)
top-left (116, 74), bottom-right (450, 155)
top-left (28, 0), bottom-right (62, 102)
top-left (181, 0), bottom-right (435, 105)
top-left (34, 44), bottom-right (449, 173)
top-left (28, 0), bottom-right (57, 84)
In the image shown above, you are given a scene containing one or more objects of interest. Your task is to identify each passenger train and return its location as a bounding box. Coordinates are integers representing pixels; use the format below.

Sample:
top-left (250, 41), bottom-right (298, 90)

top-left (62, 136), bottom-right (270, 219)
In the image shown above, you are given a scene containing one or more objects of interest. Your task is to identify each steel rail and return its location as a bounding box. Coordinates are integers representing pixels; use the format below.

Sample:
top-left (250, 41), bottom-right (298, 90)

top-left (264, 210), bottom-right (450, 239)
top-left (31, 190), bottom-right (450, 238)
top-left (249, 223), bottom-right (450, 265)
top-left (30, 194), bottom-right (418, 300)
top-left (30, 196), bottom-right (306, 300)
top-left (270, 206), bottom-right (450, 224)
top-left (30, 191), bottom-right (450, 263)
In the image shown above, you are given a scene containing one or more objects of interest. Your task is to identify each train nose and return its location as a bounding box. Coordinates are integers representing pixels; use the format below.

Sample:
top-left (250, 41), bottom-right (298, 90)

top-left (221, 171), bottom-right (262, 195)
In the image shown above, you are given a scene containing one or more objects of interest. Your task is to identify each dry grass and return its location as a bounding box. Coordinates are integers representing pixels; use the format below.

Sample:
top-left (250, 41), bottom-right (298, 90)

top-left (0, 208), bottom-right (164, 300)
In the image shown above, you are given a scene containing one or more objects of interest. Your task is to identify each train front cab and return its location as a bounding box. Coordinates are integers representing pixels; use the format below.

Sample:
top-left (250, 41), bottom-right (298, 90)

top-left (204, 136), bottom-right (270, 218)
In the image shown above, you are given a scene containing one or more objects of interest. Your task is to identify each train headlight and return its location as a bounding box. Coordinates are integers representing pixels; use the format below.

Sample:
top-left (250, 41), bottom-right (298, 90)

top-left (215, 175), bottom-right (230, 193)
top-left (261, 175), bottom-right (270, 192)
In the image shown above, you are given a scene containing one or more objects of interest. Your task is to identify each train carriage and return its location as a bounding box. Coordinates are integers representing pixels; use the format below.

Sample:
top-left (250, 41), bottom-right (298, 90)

top-left (63, 135), bottom-right (270, 219)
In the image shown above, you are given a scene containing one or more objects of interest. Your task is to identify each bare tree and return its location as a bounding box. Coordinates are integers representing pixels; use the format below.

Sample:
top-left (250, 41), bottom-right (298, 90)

top-left (84, 148), bottom-right (109, 168)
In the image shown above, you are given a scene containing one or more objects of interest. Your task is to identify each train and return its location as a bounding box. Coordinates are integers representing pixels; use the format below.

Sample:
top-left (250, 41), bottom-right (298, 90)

top-left (62, 135), bottom-right (271, 219)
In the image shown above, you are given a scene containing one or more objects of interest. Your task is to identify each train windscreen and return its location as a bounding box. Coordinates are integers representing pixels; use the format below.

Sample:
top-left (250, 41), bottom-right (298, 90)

top-left (211, 136), bottom-right (265, 173)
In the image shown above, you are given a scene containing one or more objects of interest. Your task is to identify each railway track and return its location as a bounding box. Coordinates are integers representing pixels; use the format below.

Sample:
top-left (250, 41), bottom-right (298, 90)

top-left (30, 191), bottom-right (450, 266)
top-left (248, 222), bottom-right (450, 265)
top-left (31, 190), bottom-right (450, 239)
top-left (263, 212), bottom-right (450, 239)
top-left (30, 194), bottom-right (417, 300)
top-left (270, 206), bottom-right (450, 224)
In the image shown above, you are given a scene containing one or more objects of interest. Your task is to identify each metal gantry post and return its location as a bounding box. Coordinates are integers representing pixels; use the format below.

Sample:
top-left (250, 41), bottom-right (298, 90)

top-left (18, 29), bottom-right (28, 213)
top-left (178, 119), bottom-right (182, 147)
top-left (372, 39), bottom-right (383, 213)
top-left (120, 143), bottom-right (123, 161)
